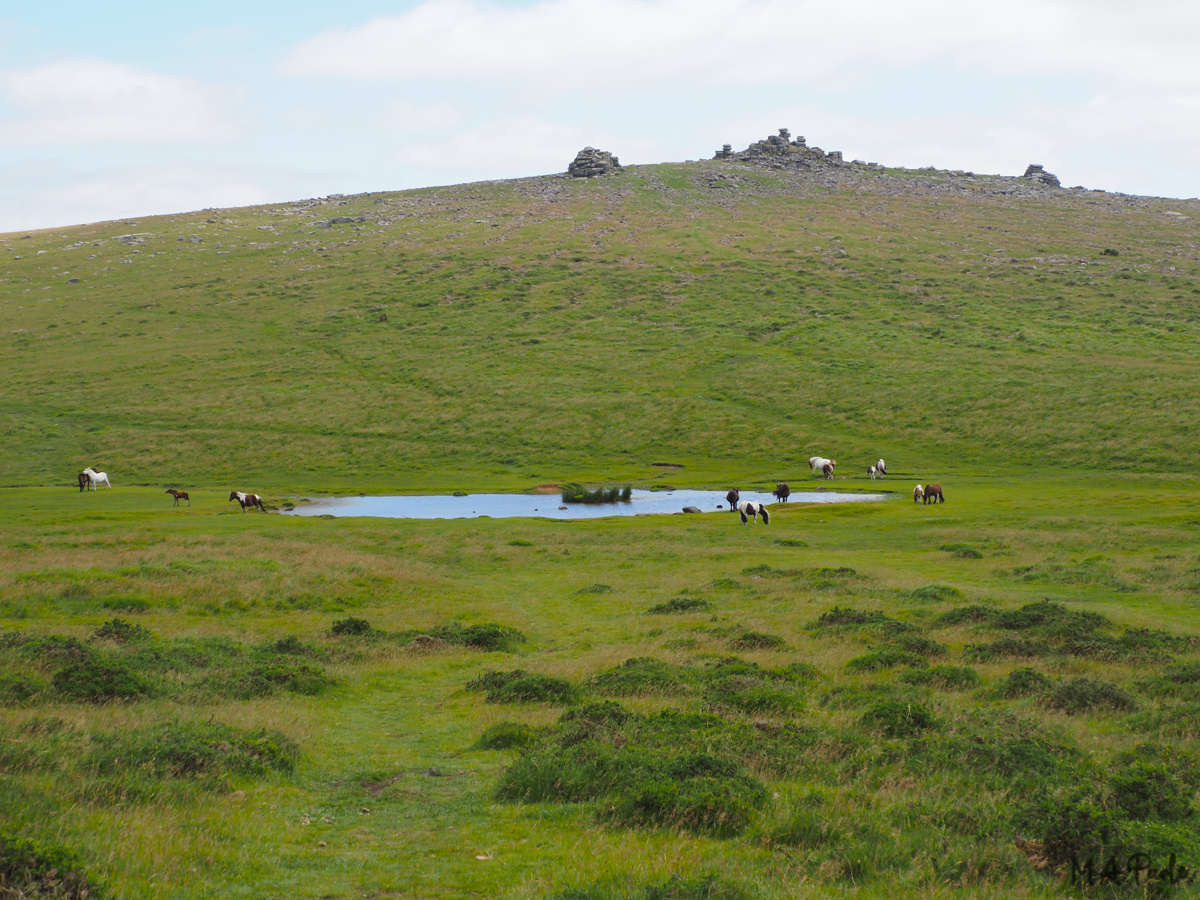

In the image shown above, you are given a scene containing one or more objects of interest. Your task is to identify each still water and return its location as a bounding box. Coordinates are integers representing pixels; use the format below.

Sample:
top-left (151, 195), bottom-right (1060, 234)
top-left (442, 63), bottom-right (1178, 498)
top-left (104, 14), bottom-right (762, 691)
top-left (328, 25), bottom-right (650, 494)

top-left (281, 489), bottom-right (889, 520)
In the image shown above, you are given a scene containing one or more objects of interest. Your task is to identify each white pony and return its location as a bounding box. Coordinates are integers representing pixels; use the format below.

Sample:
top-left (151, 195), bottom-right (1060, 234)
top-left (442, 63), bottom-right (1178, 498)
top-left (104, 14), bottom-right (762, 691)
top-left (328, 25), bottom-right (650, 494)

top-left (913, 484), bottom-right (924, 503)
top-left (868, 466), bottom-right (878, 480)
top-left (809, 456), bottom-right (835, 477)
top-left (738, 500), bottom-right (770, 524)
top-left (876, 459), bottom-right (886, 477)
top-left (84, 468), bottom-right (111, 489)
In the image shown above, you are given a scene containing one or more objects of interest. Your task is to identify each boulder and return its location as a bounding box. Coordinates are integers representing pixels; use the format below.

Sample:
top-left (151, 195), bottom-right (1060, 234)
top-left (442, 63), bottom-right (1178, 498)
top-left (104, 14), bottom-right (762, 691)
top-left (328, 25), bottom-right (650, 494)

top-left (682, 506), bottom-right (703, 513)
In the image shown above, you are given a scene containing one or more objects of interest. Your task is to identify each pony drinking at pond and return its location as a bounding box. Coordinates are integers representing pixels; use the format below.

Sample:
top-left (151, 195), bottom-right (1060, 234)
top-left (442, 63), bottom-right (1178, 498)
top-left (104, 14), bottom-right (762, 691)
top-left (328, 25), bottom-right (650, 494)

top-left (229, 491), bottom-right (265, 512)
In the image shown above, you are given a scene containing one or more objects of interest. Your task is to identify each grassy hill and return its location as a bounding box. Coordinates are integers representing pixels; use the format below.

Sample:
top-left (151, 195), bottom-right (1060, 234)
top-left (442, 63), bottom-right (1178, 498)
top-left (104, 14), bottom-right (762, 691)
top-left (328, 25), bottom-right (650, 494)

top-left (2, 162), bottom-right (1198, 490)
top-left (2, 159), bottom-right (1200, 899)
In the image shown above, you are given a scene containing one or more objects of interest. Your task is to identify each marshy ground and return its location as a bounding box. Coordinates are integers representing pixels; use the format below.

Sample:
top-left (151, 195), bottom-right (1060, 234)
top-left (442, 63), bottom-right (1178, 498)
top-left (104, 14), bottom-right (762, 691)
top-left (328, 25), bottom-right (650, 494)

top-left (2, 474), bottom-right (1200, 898)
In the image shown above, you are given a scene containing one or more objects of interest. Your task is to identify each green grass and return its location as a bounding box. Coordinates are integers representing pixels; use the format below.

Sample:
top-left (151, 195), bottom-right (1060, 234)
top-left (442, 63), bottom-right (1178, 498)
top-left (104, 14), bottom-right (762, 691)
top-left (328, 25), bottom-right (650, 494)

top-left (1, 162), bottom-right (1200, 897)
top-left (1, 163), bottom-right (1198, 491)
top-left (2, 476), bottom-right (1200, 897)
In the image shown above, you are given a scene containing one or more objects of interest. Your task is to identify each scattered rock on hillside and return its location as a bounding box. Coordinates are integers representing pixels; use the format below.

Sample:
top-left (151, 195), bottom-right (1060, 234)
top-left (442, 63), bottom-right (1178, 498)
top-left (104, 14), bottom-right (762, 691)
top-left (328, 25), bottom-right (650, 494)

top-left (568, 147), bottom-right (623, 178)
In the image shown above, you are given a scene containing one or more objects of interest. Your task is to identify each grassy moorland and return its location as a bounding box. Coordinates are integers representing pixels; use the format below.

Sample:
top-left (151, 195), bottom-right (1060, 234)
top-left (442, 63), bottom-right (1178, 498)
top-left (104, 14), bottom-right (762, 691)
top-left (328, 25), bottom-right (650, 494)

top-left (1, 159), bottom-right (1200, 898)
top-left (1, 163), bottom-right (1198, 488)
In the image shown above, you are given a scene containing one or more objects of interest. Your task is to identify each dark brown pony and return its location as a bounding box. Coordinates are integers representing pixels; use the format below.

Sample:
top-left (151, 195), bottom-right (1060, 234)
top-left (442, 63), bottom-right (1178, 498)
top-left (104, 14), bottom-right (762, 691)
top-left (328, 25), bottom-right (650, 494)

top-left (822, 463), bottom-right (835, 480)
top-left (725, 488), bottom-right (739, 510)
top-left (774, 482), bottom-right (791, 502)
top-left (229, 491), bottom-right (266, 512)
top-left (166, 489), bottom-right (190, 507)
top-left (77, 472), bottom-right (89, 492)
top-left (923, 484), bottom-right (945, 504)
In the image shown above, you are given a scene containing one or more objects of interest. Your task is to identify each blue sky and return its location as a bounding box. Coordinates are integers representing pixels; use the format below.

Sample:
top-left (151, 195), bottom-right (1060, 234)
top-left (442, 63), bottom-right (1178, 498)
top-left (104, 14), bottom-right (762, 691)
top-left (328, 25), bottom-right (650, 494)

top-left (2, 1), bottom-right (1198, 231)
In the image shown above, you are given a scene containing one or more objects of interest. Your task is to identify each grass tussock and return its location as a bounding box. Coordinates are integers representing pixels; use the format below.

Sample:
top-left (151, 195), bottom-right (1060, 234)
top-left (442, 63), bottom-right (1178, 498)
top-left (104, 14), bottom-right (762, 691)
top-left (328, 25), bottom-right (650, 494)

top-left (553, 872), bottom-right (753, 900)
top-left (0, 830), bottom-right (105, 900)
top-left (647, 597), bottom-right (713, 614)
top-left (466, 669), bottom-right (581, 704)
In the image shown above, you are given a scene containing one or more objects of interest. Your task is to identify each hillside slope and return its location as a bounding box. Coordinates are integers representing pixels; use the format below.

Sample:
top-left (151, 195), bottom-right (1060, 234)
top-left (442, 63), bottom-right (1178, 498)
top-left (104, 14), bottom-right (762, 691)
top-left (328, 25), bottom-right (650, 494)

top-left (2, 161), bottom-right (1198, 489)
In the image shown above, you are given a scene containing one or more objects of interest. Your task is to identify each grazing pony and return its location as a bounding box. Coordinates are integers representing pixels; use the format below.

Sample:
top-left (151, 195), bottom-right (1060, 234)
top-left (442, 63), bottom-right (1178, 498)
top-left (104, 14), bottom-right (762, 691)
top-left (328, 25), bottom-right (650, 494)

top-left (913, 484), bottom-right (925, 503)
top-left (77, 471), bottom-right (89, 492)
top-left (229, 491), bottom-right (265, 512)
top-left (166, 489), bottom-right (190, 507)
top-left (738, 500), bottom-right (770, 524)
top-left (822, 463), bottom-right (835, 480)
top-left (923, 484), bottom-right (945, 504)
top-left (725, 488), bottom-right (740, 511)
top-left (876, 459), bottom-right (887, 477)
top-left (84, 469), bottom-right (112, 489)
top-left (868, 466), bottom-right (878, 480)
top-left (809, 457), bottom-right (835, 476)
top-left (774, 483), bottom-right (791, 502)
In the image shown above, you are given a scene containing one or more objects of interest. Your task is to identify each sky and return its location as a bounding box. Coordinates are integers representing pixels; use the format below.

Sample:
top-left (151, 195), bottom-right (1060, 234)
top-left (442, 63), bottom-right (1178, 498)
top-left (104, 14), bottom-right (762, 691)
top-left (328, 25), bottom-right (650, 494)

top-left (2, 1), bottom-right (1198, 231)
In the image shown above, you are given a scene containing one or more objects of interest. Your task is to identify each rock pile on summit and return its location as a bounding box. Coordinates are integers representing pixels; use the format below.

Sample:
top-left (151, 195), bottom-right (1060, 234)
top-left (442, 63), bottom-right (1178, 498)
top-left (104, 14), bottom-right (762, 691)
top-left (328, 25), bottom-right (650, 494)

top-left (711, 128), bottom-right (1066, 196)
top-left (714, 128), bottom-right (865, 169)
top-left (1023, 164), bottom-right (1061, 187)
top-left (568, 147), bottom-right (623, 178)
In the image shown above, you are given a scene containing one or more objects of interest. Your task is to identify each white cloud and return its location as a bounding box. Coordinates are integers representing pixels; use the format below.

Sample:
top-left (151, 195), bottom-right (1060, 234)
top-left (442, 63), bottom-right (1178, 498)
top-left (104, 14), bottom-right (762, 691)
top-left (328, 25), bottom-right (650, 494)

top-left (0, 159), bottom-right (323, 232)
top-left (395, 117), bottom-right (664, 176)
top-left (281, 0), bottom-right (1200, 92)
top-left (384, 100), bottom-right (463, 133)
top-left (0, 58), bottom-right (238, 145)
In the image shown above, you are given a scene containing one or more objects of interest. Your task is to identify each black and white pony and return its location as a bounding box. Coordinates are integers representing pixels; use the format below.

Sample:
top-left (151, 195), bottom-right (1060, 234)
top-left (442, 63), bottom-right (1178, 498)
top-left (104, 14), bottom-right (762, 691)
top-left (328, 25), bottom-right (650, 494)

top-left (738, 500), bottom-right (770, 524)
top-left (725, 488), bottom-right (739, 510)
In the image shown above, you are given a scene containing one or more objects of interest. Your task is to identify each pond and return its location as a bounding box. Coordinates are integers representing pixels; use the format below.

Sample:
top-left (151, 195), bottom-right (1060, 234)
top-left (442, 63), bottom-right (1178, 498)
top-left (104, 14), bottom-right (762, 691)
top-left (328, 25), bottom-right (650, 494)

top-left (281, 489), bottom-right (889, 520)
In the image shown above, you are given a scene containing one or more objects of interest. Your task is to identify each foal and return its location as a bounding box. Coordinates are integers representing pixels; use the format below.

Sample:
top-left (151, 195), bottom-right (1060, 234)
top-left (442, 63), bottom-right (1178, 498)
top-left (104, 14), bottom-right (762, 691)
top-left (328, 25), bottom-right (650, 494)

top-left (229, 491), bottom-right (266, 512)
top-left (166, 489), bottom-right (190, 507)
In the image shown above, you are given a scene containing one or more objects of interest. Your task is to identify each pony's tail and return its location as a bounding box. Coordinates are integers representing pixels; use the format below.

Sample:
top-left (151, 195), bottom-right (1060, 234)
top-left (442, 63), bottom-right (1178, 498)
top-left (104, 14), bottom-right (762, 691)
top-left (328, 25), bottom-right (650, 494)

top-left (739, 509), bottom-right (748, 524)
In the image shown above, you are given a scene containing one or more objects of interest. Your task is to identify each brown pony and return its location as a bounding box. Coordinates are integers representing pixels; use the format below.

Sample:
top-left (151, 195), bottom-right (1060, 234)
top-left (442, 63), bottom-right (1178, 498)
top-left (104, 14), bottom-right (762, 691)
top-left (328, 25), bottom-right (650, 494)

top-left (774, 482), bottom-right (791, 502)
top-left (166, 489), bottom-right (190, 507)
top-left (229, 491), bottom-right (266, 512)
top-left (77, 471), bottom-right (89, 492)
top-left (923, 484), bottom-right (945, 504)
